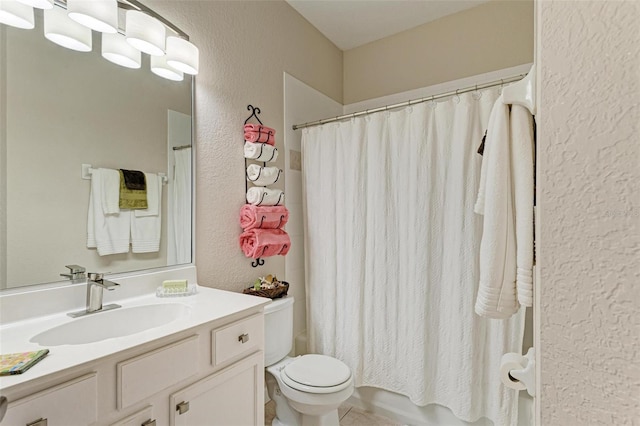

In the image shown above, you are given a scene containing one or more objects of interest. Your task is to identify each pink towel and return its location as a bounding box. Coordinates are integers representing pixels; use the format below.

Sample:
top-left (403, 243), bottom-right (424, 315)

top-left (240, 204), bottom-right (289, 230)
top-left (244, 123), bottom-right (276, 134)
top-left (244, 131), bottom-right (275, 145)
top-left (244, 123), bottom-right (276, 145)
top-left (239, 229), bottom-right (291, 259)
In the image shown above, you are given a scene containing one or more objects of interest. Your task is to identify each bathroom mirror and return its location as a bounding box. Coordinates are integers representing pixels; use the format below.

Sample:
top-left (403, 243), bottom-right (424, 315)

top-left (0, 9), bottom-right (193, 290)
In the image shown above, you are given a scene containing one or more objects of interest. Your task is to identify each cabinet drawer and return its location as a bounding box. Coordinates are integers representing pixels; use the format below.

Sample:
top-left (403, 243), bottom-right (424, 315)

top-left (3, 373), bottom-right (97, 426)
top-left (211, 314), bottom-right (263, 367)
top-left (117, 335), bottom-right (199, 409)
top-left (110, 405), bottom-right (154, 426)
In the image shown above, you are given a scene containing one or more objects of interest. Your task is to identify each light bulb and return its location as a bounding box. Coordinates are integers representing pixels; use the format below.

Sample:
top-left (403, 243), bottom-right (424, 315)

top-left (0, 0), bottom-right (35, 29)
top-left (166, 36), bottom-right (199, 75)
top-left (126, 10), bottom-right (165, 56)
top-left (67, 0), bottom-right (118, 33)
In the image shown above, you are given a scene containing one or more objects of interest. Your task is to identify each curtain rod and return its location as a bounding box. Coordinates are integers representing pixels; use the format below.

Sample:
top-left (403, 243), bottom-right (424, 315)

top-left (172, 145), bottom-right (192, 151)
top-left (292, 74), bottom-right (525, 131)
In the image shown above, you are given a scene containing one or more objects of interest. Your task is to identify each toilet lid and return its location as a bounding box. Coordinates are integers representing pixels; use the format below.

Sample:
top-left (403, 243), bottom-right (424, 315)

top-left (283, 354), bottom-right (351, 388)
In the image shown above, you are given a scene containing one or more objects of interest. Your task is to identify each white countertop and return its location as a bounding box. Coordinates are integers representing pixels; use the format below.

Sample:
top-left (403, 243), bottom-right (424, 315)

top-left (0, 286), bottom-right (270, 391)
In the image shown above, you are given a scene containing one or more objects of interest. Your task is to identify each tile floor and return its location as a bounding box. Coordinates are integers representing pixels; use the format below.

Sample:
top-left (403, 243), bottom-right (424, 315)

top-left (265, 401), bottom-right (400, 425)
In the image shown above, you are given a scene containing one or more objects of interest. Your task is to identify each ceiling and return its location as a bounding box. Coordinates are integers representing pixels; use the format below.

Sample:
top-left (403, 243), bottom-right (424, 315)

top-left (286, 0), bottom-right (490, 51)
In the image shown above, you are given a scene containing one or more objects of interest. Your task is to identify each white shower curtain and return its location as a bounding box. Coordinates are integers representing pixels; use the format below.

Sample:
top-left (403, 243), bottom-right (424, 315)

top-left (302, 90), bottom-right (525, 426)
top-left (172, 147), bottom-right (192, 264)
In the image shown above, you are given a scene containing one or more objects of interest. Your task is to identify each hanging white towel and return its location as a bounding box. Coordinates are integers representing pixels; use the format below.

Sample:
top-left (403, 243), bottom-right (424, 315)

top-left (511, 105), bottom-right (534, 307)
top-left (87, 168), bottom-right (130, 256)
top-left (131, 173), bottom-right (162, 253)
top-left (244, 141), bottom-right (278, 162)
top-left (246, 187), bottom-right (284, 206)
top-left (246, 164), bottom-right (281, 186)
top-left (475, 95), bottom-right (519, 319)
top-left (101, 168), bottom-right (121, 215)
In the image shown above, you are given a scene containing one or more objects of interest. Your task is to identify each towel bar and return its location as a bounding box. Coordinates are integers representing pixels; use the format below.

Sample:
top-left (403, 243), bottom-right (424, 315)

top-left (81, 164), bottom-right (168, 185)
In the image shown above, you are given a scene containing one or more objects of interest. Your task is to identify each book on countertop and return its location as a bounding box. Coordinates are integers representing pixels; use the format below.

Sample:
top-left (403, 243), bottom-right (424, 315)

top-left (0, 349), bottom-right (50, 376)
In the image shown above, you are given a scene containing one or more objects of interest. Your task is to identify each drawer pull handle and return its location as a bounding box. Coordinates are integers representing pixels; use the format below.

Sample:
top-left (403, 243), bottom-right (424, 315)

top-left (26, 419), bottom-right (48, 426)
top-left (141, 419), bottom-right (157, 426)
top-left (177, 401), bottom-right (190, 415)
top-left (238, 333), bottom-right (249, 344)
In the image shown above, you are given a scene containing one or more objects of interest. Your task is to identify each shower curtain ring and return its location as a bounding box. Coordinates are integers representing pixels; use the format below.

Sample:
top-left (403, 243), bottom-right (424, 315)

top-left (454, 89), bottom-right (460, 104)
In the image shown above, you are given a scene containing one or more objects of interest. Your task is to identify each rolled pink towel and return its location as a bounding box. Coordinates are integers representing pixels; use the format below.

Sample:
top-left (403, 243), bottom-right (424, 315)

top-left (240, 204), bottom-right (289, 230)
top-left (239, 229), bottom-right (291, 259)
top-left (244, 131), bottom-right (275, 145)
top-left (244, 123), bottom-right (276, 134)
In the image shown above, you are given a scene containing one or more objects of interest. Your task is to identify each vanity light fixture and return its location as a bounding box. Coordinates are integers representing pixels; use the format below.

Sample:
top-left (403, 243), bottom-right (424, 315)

top-left (150, 54), bottom-right (183, 81)
top-left (44, 6), bottom-right (92, 52)
top-left (102, 32), bottom-right (141, 69)
top-left (0, 0), bottom-right (196, 82)
top-left (67, 0), bottom-right (118, 33)
top-left (0, 0), bottom-right (35, 29)
top-left (126, 10), bottom-right (165, 56)
top-left (166, 36), bottom-right (199, 75)
top-left (16, 0), bottom-right (53, 10)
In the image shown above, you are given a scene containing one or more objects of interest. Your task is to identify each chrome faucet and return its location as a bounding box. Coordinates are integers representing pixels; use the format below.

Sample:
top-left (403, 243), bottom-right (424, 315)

top-left (68, 272), bottom-right (121, 318)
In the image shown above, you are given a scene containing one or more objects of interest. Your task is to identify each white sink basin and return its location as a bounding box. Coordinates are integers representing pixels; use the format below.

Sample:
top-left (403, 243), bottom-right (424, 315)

top-left (30, 303), bottom-right (191, 346)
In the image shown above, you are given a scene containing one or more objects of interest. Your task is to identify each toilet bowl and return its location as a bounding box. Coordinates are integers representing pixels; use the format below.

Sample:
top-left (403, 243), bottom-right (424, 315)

top-left (264, 296), bottom-right (354, 426)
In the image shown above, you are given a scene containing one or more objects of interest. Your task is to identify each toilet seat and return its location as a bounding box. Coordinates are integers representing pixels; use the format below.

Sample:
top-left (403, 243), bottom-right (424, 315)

top-left (281, 354), bottom-right (352, 394)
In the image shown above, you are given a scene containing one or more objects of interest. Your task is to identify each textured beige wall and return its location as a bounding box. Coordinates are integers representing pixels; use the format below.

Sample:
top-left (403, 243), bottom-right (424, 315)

top-left (537, 1), bottom-right (640, 424)
top-left (146, 1), bottom-right (343, 291)
top-left (343, 0), bottom-right (534, 104)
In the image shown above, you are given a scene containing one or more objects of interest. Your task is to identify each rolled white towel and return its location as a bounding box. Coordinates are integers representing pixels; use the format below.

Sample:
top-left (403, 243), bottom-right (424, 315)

top-left (246, 187), bottom-right (284, 206)
top-left (244, 141), bottom-right (278, 162)
top-left (246, 164), bottom-right (281, 186)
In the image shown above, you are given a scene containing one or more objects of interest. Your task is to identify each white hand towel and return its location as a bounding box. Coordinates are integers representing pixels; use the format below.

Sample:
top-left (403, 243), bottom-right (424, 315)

top-left (246, 187), bottom-right (284, 206)
top-left (101, 168), bottom-right (121, 214)
top-left (134, 172), bottom-right (160, 217)
top-left (246, 164), bottom-right (281, 186)
top-left (131, 174), bottom-right (162, 253)
top-left (87, 168), bottom-right (130, 256)
top-left (474, 96), bottom-right (519, 318)
top-left (510, 105), bottom-right (535, 307)
top-left (244, 141), bottom-right (278, 162)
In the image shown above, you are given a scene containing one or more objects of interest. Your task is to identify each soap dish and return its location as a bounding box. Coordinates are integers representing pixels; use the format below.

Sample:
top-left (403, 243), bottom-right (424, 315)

top-left (156, 284), bottom-right (198, 298)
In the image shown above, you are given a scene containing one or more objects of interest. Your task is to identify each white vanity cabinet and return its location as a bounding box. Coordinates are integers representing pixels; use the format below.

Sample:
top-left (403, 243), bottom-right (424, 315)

top-left (170, 352), bottom-right (264, 426)
top-left (0, 298), bottom-right (267, 426)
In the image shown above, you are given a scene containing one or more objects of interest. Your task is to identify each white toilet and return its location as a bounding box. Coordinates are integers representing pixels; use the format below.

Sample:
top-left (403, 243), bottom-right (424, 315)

top-left (264, 296), bottom-right (354, 426)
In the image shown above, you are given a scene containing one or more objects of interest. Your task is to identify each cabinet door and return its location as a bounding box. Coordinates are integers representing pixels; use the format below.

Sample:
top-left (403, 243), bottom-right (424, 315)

top-left (2, 373), bottom-right (97, 426)
top-left (170, 352), bottom-right (264, 426)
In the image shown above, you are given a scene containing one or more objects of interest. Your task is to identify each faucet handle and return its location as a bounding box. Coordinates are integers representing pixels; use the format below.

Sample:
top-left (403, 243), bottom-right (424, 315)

top-left (65, 265), bottom-right (86, 274)
top-left (60, 265), bottom-right (86, 280)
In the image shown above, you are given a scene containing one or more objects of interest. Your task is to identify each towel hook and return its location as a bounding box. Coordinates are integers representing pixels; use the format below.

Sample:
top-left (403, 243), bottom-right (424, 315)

top-left (274, 192), bottom-right (284, 206)
top-left (273, 169), bottom-right (283, 184)
top-left (258, 215), bottom-right (266, 228)
top-left (267, 146), bottom-right (277, 162)
top-left (255, 191), bottom-right (268, 206)
top-left (277, 244), bottom-right (288, 255)
top-left (251, 258), bottom-right (265, 267)
top-left (276, 214), bottom-right (285, 228)
top-left (247, 166), bottom-right (263, 182)
top-left (245, 105), bottom-right (264, 125)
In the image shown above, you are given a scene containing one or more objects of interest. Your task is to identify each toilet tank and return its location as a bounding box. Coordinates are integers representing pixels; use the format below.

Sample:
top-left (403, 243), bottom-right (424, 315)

top-left (264, 296), bottom-right (294, 366)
